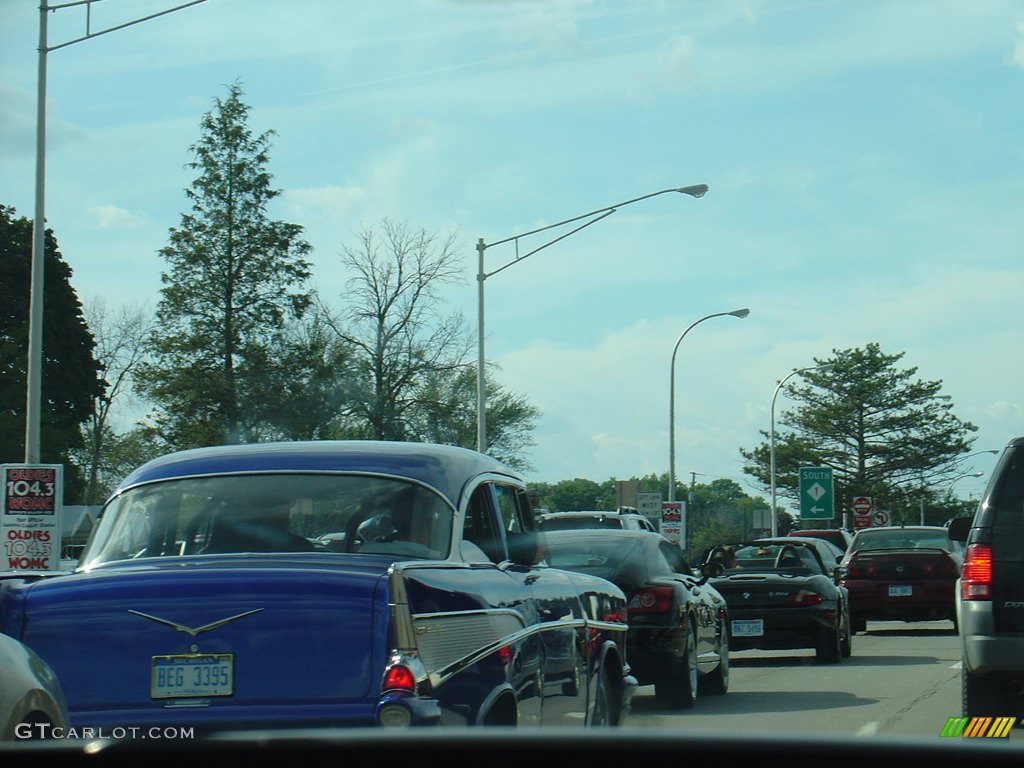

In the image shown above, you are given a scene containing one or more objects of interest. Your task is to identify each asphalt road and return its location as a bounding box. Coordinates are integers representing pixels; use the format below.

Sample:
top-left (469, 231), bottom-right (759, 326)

top-left (623, 620), bottom-right (1021, 742)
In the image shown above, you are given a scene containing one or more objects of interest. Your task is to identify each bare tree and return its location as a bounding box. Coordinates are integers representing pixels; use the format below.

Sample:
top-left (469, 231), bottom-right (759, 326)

top-left (323, 219), bottom-right (470, 440)
top-left (76, 299), bottom-right (155, 503)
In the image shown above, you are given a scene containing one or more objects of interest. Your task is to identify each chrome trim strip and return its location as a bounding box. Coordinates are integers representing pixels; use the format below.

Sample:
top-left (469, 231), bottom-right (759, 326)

top-left (127, 608), bottom-right (264, 636)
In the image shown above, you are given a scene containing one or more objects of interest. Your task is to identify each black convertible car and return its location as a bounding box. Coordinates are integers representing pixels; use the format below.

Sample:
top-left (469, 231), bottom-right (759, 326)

top-left (544, 530), bottom-right (729, 709)
top-left (702, 538), bottom-right (851, 663)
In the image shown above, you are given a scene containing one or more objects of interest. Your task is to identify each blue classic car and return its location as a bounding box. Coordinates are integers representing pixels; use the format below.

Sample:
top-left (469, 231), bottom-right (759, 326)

top-left (0, 441), bottom-right (635, 731)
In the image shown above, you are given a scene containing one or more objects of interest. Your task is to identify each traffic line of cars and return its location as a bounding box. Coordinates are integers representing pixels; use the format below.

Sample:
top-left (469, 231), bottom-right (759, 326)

top-left (3, 437), bottom-right (1020, 737)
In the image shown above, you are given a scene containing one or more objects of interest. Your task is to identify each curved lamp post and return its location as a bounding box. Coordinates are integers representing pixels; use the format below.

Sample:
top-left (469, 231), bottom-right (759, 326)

top-left (769, 363), bottom-right (834, 537)
top-left (667, 308), bottom-right (750, 502)
top-left (476, 184), bottom-right (708, 453)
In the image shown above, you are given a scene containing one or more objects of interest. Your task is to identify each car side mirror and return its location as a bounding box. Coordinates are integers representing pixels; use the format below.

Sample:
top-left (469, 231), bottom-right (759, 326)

top-left (947, 516), bottom-right (971, 543)
top-left (508, 531), bottom-right (544, 567)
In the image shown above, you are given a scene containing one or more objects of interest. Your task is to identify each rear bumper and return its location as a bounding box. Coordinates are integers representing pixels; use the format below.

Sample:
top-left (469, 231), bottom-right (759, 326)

top-left (68, 696), bottom-right (442, 732)
top-left (726, 607), bottom-right (836, 651)
top-left (843, 579), bottom-right (955, 621)
top-left (959, 600), bottom-right (1024, 677)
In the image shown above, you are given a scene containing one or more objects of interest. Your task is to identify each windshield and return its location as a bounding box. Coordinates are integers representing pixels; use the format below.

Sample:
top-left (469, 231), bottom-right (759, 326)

top-left (83, 474), bottom-right (453, 566)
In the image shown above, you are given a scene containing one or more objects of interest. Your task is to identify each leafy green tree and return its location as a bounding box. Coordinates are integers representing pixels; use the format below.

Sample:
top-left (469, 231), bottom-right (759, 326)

top-left (529, 477), bottom-right (616, 512)
top-left (740, 343), bottom-right (977, 525)
top-left (408, 365), bottom-right (540, 471)
top-left (137, 83), bottom-right (313, 448)
top-left (0, 205), bottom-right (103, 501)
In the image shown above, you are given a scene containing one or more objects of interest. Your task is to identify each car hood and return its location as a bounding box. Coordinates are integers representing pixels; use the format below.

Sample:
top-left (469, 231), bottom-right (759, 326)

top-left (8, 555), bottom-right (392, 719)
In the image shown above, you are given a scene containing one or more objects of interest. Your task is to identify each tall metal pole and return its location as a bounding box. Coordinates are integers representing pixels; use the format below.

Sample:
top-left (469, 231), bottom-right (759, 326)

top-left (770, 363), bottom-right (833, 536)
top-left (23, 0), bottom-right (209, 465)
top-left (668, 308), bottom-right (749, 502)
top-left (25, 0), bottom-right (49, 463)
top-left (476, 238), bottom-right (487, 453)
top-left (475, 184), bottom-right (708, 454)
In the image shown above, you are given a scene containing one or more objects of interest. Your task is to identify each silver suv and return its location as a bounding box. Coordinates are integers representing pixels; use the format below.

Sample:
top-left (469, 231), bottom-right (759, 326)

top-left (949, 437), bottom-right (1024, 717)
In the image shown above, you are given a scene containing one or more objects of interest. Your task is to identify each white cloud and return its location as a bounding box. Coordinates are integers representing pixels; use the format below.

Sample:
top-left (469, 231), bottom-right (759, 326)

top-left (87, 205), bottom-right (145, 229)
top-left (284, 184), bottom-right (367, 220)
top-left (658, 35), bottom-right (700, 90)
top-left (1012, 20), bottom-right (1024, 68)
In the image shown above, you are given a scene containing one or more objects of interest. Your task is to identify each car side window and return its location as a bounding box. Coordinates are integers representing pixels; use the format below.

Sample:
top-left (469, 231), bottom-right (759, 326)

top-left (462, 484), bottom-right (505, 563)
top-left (660, 541), bottom-right (692, 574)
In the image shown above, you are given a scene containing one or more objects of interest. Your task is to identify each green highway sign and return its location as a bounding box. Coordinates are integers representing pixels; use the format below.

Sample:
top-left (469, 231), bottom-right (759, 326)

top-left (799, 466), bottom-right (834, 520)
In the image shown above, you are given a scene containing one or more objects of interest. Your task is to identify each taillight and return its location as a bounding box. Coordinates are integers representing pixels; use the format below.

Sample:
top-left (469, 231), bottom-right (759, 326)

top-left (628, 587), bottom-right (673, 613)
top-left (382, 664), bottom-right (416, 692)
top-left (784, 590), bottom-right (823, 606)
top-left (961, 543), bottom-right (992, 600)
top-left (847, 561), bottom-right (875, 578)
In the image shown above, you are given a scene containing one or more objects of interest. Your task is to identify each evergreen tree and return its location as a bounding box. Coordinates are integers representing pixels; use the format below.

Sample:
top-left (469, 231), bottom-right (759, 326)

top-left (0, 205), bottom-right (103, 500)
top-left (138, 83), bottom-right (312, 447)
top-left (740, 343), bottom-right (977, 525)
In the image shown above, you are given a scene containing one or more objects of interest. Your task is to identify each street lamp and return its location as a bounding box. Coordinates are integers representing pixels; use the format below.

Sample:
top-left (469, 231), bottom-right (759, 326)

top-left (917, 446), bottom-right (995, 524)
top-left (769, 363), bottom-right (834, 537)
top-left (667, 308), bottom-right (750, 502)
top-left (24, 0), bottom-right (208, 463)
top-left (475, 184), bottom-right (708, 453)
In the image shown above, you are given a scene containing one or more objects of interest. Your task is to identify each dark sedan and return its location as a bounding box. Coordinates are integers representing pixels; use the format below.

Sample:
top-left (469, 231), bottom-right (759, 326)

top-left (839, 525), bottom-right (962, 632)
top-left (703, 538), bottom-right (851, 663)
top-left (544, 529), bottom-right (729, 709)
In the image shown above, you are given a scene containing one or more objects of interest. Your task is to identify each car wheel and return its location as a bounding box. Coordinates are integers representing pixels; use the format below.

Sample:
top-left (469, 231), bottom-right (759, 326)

top-left (699, 628), bottom-right (729, 696)
top-left (815, 624), bottom-right (842, 664)
top-left (962, 667), bottom-right (1005, 718)
top-left (590, 664), bottom-right (613, 727)
top-left (852, 614), bottom-right (867, 634)
top-left (840, 607), bottom-right (853, 658)
top-left (656, 621), bottom-right (697, 709)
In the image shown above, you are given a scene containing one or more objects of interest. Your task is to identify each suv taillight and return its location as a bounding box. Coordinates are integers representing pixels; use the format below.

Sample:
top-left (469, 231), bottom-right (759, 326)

top-left (961, 543), bottom-right (992, 600)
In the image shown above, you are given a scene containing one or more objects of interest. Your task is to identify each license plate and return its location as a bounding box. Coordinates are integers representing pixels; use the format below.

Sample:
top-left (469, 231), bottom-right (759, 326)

top-left (888, 584), bottom-right (913, 597)
top-left (151, 654), bottom-right (233, 699)
top-left (731, 619), bottom-right (764, 637)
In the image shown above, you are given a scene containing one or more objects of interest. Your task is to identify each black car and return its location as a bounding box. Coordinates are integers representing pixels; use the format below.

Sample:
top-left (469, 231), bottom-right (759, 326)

top-left (544, 529), bottom-right (729, 709)
top-left (949, 436), bottom-right (1024, 717)
top-left (703, 538), bottom-right (851, 663)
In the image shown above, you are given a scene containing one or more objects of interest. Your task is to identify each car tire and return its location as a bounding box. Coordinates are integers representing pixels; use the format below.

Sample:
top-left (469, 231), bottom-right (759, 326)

top-left (962, 667), bottom-right (1005, 718)
top-left (852, 614), bottom-right (867, 634)
top-left (840, 607), bottom-right (852, 658)
top-left (656, 622), bottom-right (698, 709)
top-left (699, 629), bottom-right (729, 696)
top-left (590, 664), bottom-right (613, 726)
top-left (815, 624), bottom-right (842, 664)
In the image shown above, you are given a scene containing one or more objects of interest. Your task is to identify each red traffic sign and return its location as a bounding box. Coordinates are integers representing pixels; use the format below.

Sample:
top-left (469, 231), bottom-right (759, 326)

top-left (852, 496), bottom-right (873, 516)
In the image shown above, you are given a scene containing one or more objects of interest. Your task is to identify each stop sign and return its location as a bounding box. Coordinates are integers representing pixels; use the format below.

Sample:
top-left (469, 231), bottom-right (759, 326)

top-left (852, 496), bottom-right (873, 515)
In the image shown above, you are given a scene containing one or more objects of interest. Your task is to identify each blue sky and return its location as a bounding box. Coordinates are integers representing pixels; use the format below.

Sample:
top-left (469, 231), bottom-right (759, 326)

top-left (2, 0), bottom-right (1021, 509)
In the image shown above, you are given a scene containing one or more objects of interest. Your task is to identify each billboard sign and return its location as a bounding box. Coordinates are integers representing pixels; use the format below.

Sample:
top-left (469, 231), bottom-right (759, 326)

top-left (2, 464), bottom-right (63, 572)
